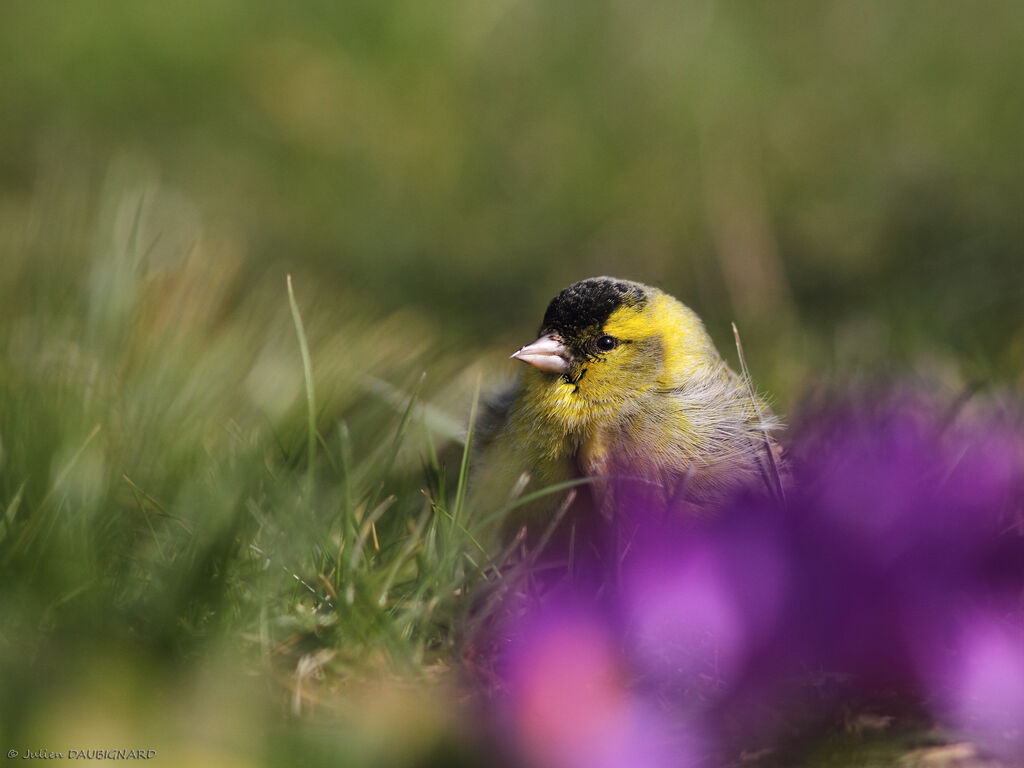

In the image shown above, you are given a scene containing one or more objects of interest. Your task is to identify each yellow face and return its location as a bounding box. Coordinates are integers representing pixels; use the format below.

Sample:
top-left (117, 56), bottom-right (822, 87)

top-left (564, 303), bottom-right (666, 404)
top-left (518, 289), bottom-right (716, 433)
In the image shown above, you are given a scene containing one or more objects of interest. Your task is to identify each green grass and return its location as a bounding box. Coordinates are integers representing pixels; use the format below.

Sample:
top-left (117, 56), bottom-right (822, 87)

top-left (0, 186), bottom-right (513, 766)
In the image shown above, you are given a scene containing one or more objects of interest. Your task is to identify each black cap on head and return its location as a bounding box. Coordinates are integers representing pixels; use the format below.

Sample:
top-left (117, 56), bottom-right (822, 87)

top-left (540, 277), bottom-right (648, 339)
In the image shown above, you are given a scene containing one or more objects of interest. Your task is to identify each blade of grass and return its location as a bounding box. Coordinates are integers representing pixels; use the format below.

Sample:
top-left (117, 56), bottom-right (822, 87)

top-left (287, 275), bottom-right (317, 491)
top-left (421, 410), bottom-right (442, 480)
top-left (126, 480), bottom-right (168, 562)
top-left (377, 504), bottom-right (431, 607)
top-left (451, 375), bottom-right (481, 529)
top-left (1, 480), bottom-right (26, 542)
top-left (122, 475), bottom-right (194, 533)
top-left (732, 322), bottom-right (786, 506)
top-left (2, 424), bottom-right (102, 564)
top-left (362, 374), bottom-right (465, 445)
top-left (429, 501), bottom-right (490, 566)
top-left (348, 494), bottom-right (396, 571)
top-left (364, 373), bottom-right (427, 517)
top-left (477, 476), bottom-right (595, 528)
top-left (337, 421), bottom-right (356, 577)
top-left (459, 489), bottom-right (579, 646)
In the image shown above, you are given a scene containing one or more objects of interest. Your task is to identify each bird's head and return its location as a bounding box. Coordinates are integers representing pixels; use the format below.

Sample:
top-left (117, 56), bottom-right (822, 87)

top-left (511, 277), bottom-right (718, 428)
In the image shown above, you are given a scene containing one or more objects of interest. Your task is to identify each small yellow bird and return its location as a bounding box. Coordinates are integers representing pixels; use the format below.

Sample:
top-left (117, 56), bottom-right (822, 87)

top-left (475, 277), bottom-right (782, 524)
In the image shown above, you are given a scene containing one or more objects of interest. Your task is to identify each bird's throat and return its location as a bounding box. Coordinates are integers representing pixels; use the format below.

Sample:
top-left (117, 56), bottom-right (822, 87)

top-left (514, 370), bottom-right (628, 466)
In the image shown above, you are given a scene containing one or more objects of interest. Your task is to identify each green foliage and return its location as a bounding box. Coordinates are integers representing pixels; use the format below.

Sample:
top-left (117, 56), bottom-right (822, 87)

top-left (0, 182), bottom-right (503, 764)
top-left (3, 1), bottom-right (1023, 388)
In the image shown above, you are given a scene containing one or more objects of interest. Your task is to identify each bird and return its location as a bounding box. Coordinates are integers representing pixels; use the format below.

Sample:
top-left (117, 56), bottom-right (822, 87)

top-left (473, 276), bottom-right (784, 536)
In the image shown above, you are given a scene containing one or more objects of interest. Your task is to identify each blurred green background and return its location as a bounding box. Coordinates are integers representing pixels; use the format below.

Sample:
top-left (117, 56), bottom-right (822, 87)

top-left (5, 0), bottom-right (1024, 388)
top-left (1, 1), bottom-right (1023, 766)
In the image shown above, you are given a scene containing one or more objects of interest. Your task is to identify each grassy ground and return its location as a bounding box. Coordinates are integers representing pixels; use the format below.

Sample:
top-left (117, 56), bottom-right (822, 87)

top-left (0, 182), bottom-right (506, 764)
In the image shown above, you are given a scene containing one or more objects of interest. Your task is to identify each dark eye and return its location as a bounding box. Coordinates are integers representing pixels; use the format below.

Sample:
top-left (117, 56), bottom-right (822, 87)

top-left (596, 335), bottom-right (618, 352)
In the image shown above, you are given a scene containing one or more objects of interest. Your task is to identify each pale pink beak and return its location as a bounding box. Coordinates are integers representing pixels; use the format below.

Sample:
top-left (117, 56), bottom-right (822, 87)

top-left (510, 333), bottom-right (571, 374)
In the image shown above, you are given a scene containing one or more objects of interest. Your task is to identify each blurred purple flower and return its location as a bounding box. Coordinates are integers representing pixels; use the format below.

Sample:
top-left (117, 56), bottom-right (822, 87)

top-left (498, 598), bottom-right (704, 768)
top-left (620, 502), bottom-right (790, 693)
top-left (483, 390), bottom-right (1024, 764)
top-left (923, 611), bottom-right (1024, 762)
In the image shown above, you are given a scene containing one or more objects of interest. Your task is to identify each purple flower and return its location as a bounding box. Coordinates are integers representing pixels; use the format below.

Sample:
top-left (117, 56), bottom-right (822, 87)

top-left (498, 597), bottom-right (705, 768)
top-left (620, 500), bottom-right (790, 695)
top-left (932, 614), bottom-right (1024, 761)
top-left (483, 389), bottom-right (1024, 763)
